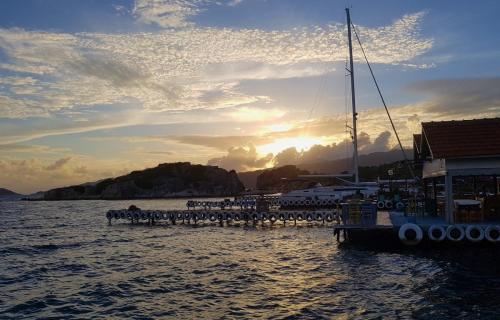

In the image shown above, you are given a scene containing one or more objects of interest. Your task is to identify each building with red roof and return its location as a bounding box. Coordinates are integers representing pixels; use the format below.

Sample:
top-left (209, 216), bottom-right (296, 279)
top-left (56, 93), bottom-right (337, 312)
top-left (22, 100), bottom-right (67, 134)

top-left (413, 118), bottom-right (500, 223)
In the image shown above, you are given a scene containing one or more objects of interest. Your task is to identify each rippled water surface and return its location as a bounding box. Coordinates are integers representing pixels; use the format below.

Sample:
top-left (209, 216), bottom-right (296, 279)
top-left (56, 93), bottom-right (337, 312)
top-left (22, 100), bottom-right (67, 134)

top-left (1, 200), bottom-right (500, 319)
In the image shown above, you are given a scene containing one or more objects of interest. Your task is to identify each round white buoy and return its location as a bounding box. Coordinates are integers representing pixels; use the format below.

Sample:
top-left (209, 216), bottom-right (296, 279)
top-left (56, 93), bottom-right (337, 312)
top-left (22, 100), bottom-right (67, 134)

top-left (398, 223), bottom-right (423, 246)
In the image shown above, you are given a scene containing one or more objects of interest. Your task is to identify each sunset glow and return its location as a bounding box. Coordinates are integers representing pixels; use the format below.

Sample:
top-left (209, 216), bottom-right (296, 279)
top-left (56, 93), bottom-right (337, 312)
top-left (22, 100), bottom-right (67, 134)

top-left (257, 136), bottom-right (328, 155)
top-left (0, 0), bottom-right (499, 194)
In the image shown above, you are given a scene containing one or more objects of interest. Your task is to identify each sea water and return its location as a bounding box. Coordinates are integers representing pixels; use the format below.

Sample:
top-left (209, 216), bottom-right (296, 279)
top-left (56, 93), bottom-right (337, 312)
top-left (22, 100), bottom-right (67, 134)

top-left (1, 199), bottom-right (499, 319)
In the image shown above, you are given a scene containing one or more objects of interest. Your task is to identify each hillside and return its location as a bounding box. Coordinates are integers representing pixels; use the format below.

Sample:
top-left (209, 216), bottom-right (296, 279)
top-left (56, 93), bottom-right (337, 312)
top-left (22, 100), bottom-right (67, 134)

top-left (0, 188), bottom-right (20, 196)
top-left (43, 162), bottom-right (245, 200)
top-left (237, 149), bottom-right (413, 190)
top-left (297, 149), bottom-right (412, 174)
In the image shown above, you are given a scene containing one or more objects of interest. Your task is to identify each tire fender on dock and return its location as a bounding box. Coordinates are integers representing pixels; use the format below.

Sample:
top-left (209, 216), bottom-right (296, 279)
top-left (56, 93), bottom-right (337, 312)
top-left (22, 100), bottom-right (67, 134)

top-left (315, 212), bottom-right (324, 221)
top-left (427, 225), bottom-right (446, 242)
top-left (377, 201), bottom-right (385, 210)
top-left (398, 223), bottom-right (423, 246)
top-left (446, 225), bottom-right (465, 242)
top-left (465, 225), bottom-right (485, 242)
top-left (385, 200), bottom-right (393, 210)
top-left (485, 225), bottom-right (500, 242)
top-left (395, 202), bottom-right (405, 211)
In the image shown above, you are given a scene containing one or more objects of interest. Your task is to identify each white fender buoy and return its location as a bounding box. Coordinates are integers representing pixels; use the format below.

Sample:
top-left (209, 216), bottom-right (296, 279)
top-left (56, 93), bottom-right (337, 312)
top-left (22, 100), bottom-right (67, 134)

top-left (296, 212), bottom-right (304, 221)
top-left (385, 200), bottom-right (393, 210)
top-left (485, 225), bottom-right (500, 242)
top-left (427, 225), bottom-right (446, 242)
top-left (209, 213), bottom-right (216, 222)
top-left (251, 212), bottom-right (259, 221)
top-left (184, 212), bottom-right (191, 220)
top-left (233, 212), bottom-right (241, 221)
top-left (269, 213), bottom-right (277, 223)
top-left (225, 212), bottom-right (233, 221)
top-left (287, 212), bottom-right (295, 221)
top-left (396, 202), bottom-right (405, 211)
top-left (398, 223), bottom-right (423, 246)
top-left (325, 213), bottom-right (334, 222)
top-left (446, 225), bottom-right (465, 242)
top-left (465, 225), bottom-right (484, 242)
top-left (306, 212), bottom-right (313, 221)
top-left (278, 213), bottom-right (286, 221)
top-left (377, 201), bottom-right (385, 209)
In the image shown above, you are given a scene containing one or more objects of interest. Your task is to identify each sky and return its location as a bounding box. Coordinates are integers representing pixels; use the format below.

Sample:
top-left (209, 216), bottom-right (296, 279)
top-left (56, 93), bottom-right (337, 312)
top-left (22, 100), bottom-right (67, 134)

top-left (0, 0), bottom-right (499, 194)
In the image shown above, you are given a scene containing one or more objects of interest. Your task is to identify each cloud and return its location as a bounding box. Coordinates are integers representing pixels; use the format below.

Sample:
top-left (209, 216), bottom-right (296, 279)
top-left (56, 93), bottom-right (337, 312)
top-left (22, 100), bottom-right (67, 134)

top-left (407, 77), bottom-right (500, 116)
top-left (45, 157), bottom-right (72, 170)
top-left (0, 11), bottom-right (432, 122)
top-left (272, 131), bottom-right (392, 167)
top-left (207, 131), bottom-right (393, 171)
top-left (133, 0), bottom-right (204, 28)
top-left (207, 144), bottom-right (272, 171)
top-left (169, 134), bottom-right (270, 150)
top-left (0, 154), bottom-right (163, 194)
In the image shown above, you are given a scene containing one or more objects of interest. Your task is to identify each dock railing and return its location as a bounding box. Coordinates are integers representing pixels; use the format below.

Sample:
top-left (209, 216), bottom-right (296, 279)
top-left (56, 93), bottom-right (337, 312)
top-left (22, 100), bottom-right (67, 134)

top-left (341, 200), bottom-right (377, 226)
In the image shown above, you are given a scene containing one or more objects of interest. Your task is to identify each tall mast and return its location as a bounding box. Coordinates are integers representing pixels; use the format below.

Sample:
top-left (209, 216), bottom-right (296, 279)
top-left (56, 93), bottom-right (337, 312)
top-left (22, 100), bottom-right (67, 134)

top-left (346, 8), bottom-right (359, 184)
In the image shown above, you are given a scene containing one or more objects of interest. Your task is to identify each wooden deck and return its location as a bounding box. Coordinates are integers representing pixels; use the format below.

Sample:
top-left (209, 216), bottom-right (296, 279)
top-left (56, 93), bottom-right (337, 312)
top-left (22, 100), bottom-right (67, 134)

top-left (333, 211), bottom-right (449, 231)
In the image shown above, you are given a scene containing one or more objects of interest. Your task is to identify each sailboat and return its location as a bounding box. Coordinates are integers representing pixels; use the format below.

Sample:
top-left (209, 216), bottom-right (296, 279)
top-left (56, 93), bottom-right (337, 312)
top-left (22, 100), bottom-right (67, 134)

top-left (279, 8), bottom-right (408, 207)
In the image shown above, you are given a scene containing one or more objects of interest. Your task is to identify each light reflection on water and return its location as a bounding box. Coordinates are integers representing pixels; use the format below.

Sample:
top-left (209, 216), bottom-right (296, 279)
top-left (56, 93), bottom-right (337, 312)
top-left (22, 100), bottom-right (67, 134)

top-left (0, 199), bottom-right (499, 319)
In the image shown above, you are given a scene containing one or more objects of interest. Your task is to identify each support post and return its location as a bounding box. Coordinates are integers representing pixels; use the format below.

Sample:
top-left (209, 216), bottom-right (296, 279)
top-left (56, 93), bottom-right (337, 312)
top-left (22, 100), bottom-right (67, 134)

top-left (445, 173), bottom-right (454, 224)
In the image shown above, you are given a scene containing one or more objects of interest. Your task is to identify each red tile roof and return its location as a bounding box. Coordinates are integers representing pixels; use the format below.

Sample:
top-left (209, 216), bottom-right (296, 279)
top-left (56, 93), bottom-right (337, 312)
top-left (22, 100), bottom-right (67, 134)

top-left (422, 118), bottom-right (500, 159)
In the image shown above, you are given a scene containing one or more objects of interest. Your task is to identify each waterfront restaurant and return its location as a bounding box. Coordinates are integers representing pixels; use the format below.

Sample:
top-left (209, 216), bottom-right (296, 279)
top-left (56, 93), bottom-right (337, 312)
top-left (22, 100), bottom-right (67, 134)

top-left (413, 118), bottom-right (500, 224)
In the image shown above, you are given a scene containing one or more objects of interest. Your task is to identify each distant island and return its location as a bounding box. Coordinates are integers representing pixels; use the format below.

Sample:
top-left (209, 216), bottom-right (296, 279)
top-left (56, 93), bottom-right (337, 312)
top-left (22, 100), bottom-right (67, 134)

top-left (0, 188), bottom-right (23, 201)
top-left (0, 188), bottom-right (20, 196)
top-left (20, 150), bottom-right (414, 201)
top-left (43, 162), bottom-right (244, 200)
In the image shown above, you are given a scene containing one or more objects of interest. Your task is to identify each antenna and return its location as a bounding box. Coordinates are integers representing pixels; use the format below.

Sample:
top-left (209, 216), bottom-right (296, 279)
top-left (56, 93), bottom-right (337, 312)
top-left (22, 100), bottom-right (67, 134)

top-left (346, 8), bottom-right (359, 184)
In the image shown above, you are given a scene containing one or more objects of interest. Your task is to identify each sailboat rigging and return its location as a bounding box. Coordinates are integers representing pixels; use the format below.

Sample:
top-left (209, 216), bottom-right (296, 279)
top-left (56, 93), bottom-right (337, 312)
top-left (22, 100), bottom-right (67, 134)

top-left (279, 8), bottom-right (413, 205)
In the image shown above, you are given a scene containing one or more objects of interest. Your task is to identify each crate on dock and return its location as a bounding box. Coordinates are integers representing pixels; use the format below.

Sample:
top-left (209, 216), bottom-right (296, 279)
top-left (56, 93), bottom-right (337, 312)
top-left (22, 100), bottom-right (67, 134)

top-left (341, 200), bottom-right (377, 225)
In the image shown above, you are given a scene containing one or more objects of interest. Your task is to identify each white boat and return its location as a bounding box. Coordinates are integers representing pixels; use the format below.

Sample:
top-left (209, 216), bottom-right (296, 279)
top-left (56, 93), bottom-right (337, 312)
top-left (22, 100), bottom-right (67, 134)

top-left (280, 184), bottom-right (379, 207)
